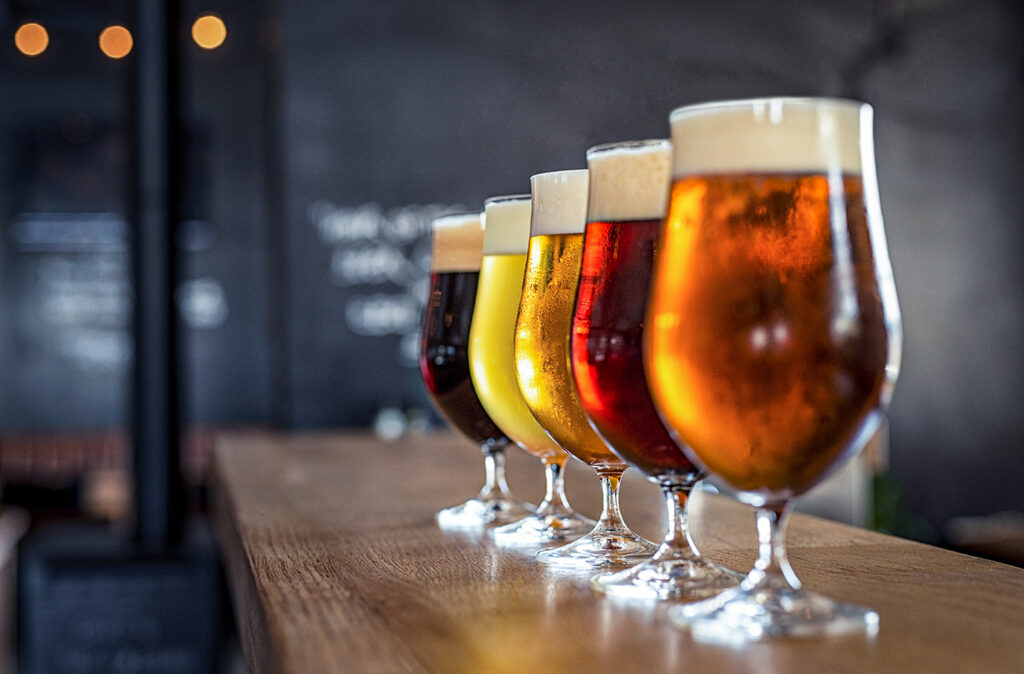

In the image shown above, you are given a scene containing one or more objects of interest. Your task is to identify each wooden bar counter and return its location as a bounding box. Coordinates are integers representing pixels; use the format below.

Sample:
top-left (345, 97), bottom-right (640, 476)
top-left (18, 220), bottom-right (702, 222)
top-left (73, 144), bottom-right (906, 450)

top-left (212, 430), bottom-right (1024, 673)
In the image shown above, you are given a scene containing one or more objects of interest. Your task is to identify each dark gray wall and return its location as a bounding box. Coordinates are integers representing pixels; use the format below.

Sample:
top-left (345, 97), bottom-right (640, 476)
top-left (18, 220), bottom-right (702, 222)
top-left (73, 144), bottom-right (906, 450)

top-left (860, 1), bottom-right (1024, 534)
top-left (0, 5), bottom-right (130, 430)
top-left (277, 0), bottom-right (1024, 535)
top-left (0, 0), bottom-right (272, 430)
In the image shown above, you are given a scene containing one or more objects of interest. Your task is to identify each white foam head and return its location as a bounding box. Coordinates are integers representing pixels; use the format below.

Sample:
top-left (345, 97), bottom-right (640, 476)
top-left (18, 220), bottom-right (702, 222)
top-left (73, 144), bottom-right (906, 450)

top-left (430, 212), bottom-right (484, 272)
top-left (482, 195), bottom-right (532, 255)
top-left (586, 140), bottom-right (672, 222)
top-left (670, 97), bottom-right (870, 177)
top-left (529, 169), bottom-right (589, 236)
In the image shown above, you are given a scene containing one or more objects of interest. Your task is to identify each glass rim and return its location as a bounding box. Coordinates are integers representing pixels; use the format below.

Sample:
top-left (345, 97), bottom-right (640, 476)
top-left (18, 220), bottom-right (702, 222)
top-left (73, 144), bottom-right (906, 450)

top-left (586, 138), bottom-right (671, 157)
top-left (430, 210), bottom-right (480, 225)
top-left (529, 168), bottom-right (587, 182)
top-left (483, 193), bottom-right (531, 207)
top-left (669, 96), bottom-right (869, 123)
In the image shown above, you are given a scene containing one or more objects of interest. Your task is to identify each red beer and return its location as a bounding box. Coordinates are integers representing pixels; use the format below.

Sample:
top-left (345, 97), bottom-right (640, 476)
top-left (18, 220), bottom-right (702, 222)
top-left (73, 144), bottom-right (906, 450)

top-left (572, 219), bottom-right (695, 478)
top-left (571, 139), bottom-right (692, 481)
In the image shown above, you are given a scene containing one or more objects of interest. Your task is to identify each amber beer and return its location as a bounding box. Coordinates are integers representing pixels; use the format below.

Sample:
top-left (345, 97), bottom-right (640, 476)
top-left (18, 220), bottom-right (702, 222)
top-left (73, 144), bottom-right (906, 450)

top-left (647, 102), bottom-right (895, 497)
top-left (571, 140), bottom-right (696, 480)
top-left (514, 170), bottom-right (625, 471)
top-left (419, 213), bottom-right (508, 447)
top-left (653, 99), bottom-right (902, 637)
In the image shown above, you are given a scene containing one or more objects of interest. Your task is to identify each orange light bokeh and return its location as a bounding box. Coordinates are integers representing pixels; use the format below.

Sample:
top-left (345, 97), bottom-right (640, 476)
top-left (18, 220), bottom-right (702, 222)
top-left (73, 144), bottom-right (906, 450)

top-left (15, 22), bottom-right (49, 57)
top-left (192, 15), bottom-right (227, 50)
top-left (99, 25), bottom-right (133, 59)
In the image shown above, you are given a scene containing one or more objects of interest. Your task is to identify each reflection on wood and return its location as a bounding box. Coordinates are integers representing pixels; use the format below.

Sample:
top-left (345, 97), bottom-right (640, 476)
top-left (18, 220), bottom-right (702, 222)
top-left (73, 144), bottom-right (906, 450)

top-left (213, 430), bottom-right (1024, 674)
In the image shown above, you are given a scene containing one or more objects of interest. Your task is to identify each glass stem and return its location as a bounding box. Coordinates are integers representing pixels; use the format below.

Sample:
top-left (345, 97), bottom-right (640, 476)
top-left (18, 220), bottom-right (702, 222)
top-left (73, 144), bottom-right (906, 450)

top-left (479, 445), bottom-right (511, 498)
top-left (595, 469), bottom-right (628, 534)
top-left (748, 501), bottom-right (801, 590)
top-left (536, 458), bottom-right (571, 515)
top-left (654, 476), bottom-right (700, 562)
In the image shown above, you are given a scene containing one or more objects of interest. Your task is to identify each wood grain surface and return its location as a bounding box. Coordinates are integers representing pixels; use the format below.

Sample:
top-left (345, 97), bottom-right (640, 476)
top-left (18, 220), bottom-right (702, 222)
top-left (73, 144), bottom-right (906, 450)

top-left (212, 430), bottom-right (1024, 674)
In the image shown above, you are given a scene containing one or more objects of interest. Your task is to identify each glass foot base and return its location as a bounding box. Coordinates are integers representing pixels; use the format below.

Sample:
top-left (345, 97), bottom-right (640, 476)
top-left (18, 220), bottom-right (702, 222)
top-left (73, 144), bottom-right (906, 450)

top-left (436, 496), bottom-right (536, 531)
top-left (490, 510), bottom-right (596, 548)
top-left (535, 527), bottom-right (657, 570)
top-left (667, 583), bottom-right (880, 643)
top-left (592, 555), bottom-right (742, 601)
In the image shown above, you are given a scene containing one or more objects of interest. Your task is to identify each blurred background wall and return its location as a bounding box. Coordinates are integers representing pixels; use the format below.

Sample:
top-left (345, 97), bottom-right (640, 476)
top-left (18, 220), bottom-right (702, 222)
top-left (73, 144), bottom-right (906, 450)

top-left (0, 0), bottom-right (1021, 546)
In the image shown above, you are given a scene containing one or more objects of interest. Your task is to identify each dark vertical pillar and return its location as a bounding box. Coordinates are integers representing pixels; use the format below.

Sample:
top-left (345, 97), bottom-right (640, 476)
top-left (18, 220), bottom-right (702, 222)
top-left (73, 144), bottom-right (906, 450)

top-left (131, 0), bottom-right (184, 546)
top-left (260, 0), bottom-right (292, 428)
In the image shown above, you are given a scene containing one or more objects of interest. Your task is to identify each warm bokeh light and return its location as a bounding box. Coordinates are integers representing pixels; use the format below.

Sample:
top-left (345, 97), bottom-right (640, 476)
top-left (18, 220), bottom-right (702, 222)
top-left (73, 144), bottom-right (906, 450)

top-left (14, 22), bottom-right (49, 56)
top-left (192, 14), bottom-right (227, 50)
top-left (99, 25), bottom-right (133, 59)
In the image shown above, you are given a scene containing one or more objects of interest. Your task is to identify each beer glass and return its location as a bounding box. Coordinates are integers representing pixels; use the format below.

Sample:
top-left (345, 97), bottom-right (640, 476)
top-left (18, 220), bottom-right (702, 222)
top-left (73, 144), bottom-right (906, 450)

top-left (572, 140), bottom-right (741, 599)
top-left (647, 98), bottom-right (902, 639)
top-left (516, 170), bottom-right (656, 569)
top-left (420, 212), bottom-right (535, 529)
top-left (469, 196), bottom-right (595, 546)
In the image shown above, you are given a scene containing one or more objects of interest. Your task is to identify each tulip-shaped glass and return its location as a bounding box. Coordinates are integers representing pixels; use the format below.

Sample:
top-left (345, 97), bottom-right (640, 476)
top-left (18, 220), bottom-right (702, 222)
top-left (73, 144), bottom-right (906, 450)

top-left (646, 98), bottom-right (902, 639)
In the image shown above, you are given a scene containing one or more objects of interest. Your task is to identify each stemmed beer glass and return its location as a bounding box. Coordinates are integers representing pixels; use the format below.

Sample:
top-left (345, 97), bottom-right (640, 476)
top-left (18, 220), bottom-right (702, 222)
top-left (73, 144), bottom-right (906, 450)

top-left (419, 212), bottom-right (535, 529)
top-left (572, 139), bottom-right (741, 599)
top-left (515, 170), bottom-right (656, 569)
top-left (469, 196), bottom-right (595, 546)
top-left (646, 98), bottom-right (902, 639)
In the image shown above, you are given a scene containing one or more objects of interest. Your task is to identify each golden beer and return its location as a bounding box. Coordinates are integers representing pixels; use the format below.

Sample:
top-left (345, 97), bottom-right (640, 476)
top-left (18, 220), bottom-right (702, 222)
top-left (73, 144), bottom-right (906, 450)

top-left (526, 169), bottom-right (654, 569)
top-left (515, 173), bottom-right (626, 472)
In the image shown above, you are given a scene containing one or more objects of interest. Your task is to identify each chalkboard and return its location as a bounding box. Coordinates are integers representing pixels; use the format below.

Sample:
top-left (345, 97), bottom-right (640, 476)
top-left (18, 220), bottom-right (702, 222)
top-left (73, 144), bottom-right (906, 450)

top-left (0, 121), bottom-right (131, 430)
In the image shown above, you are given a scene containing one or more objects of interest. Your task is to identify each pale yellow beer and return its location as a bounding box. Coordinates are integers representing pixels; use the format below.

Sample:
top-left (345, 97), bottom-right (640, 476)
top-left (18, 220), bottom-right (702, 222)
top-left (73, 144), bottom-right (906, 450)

top-left (515, 170), bottom-right (626, 472)
top-left (469, 196), bottom-right (566, 462)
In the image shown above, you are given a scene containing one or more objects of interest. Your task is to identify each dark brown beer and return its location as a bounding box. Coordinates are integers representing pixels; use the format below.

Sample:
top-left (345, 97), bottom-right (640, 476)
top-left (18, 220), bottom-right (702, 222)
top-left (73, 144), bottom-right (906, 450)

top-left (421, 270), bottom-right (509, 448)
top-left (646, 173), bottom-right (888, 495)
top-left (420, 212), bottom-right (508, 449)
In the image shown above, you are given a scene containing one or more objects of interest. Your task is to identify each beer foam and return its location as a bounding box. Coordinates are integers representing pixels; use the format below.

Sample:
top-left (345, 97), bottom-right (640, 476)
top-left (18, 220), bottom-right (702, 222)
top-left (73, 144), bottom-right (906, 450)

top-left (430, 212), bottom-right (484, 272)
top-left (670, 98), bottom-right (869, 176)
top-left (529, 169), bottom-right (589, 236)
top-left (482, 195), bottom-right (532, 255)
top-left (586, 140), bottom-right (672, 222)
